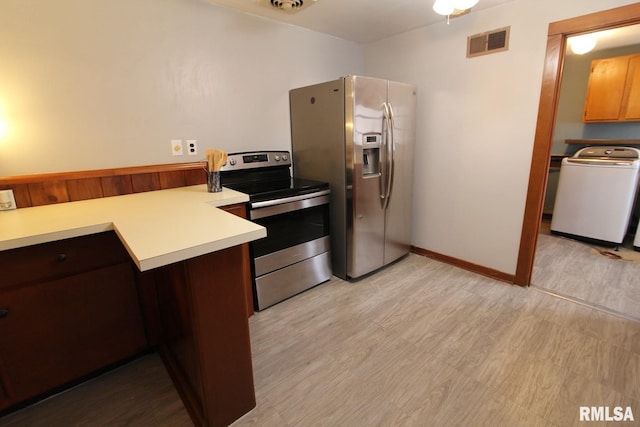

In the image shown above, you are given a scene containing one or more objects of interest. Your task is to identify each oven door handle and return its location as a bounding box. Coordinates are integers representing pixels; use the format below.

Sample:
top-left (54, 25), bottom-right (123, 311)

top-left (250, 189), bottom-right (330, 209)
top-left (250, 191), bottom-right (330, 220)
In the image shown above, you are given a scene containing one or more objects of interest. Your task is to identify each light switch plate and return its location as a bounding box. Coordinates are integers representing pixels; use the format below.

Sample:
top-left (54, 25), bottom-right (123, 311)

top-left (171, 139), bottom-right (183, 156)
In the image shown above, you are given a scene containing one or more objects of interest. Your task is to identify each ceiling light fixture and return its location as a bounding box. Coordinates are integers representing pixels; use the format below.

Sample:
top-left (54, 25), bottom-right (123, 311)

top-left (569, 34), bottom-right (597, 55)
top-left (433, 0), bottom-right (479, 23)
top-left (259, 0), bottom-right (318, 13)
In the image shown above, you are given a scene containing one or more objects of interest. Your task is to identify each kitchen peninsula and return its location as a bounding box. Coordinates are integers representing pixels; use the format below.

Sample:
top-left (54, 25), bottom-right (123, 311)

top-left (0, 184), bottom-right (266, 426)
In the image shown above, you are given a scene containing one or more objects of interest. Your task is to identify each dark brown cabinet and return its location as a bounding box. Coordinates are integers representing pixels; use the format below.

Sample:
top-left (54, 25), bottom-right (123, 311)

top-left (155, 245), bottom-right (256, 427)
top-left (0, 205), bottom-right (257, 426)
top-left (220, 203), bottom-right (254, 317)
top-left (0, 232), bottom-right (148, 411)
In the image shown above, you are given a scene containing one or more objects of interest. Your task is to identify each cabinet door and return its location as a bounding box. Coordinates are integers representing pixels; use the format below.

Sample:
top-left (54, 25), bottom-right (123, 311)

top-left (156, 247), bottom-right (255, 427)
top-left (583, 56), bottom-right (629, 121)
top-left (621, 55), bottom-right (640, 120)
top-left (0, 262), bottom-right (147, 409)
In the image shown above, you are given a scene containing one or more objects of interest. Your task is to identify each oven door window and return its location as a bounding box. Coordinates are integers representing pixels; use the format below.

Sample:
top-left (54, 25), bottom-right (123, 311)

top-left (252, 204), bottom-right (329, 257)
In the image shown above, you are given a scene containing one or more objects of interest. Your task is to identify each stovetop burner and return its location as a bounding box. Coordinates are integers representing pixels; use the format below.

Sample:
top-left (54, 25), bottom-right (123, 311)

top-left (220, 150), bottom-right (329, 201)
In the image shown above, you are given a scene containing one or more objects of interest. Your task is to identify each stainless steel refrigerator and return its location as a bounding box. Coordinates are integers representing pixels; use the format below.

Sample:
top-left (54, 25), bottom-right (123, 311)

top-left (289, 75), bottom-right (417, 280)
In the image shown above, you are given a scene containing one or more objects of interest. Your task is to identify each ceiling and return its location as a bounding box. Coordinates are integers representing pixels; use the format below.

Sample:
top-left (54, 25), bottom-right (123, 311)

top-left (567, 24), bottom-right (640, 55)
top-left (200, 0), bottom-right (516, 43)
top-left (201, 0), bottom-right (640, 48)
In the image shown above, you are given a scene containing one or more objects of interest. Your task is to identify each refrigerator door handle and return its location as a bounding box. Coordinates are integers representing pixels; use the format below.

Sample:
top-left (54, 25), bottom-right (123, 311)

top-left (380, 102), bottom-right (390, 204)
top-left (383, 102), bottom-right (395, 210)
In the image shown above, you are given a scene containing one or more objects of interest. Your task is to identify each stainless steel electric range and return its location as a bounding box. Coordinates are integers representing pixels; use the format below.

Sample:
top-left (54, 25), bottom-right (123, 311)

top-left (220, 151), bottom-right (332, 311)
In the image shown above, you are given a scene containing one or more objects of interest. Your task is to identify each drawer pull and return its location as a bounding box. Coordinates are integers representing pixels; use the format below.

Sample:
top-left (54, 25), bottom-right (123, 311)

top-left (0, 309), bottom-right (8, 319)
top-left (56, 253), bottom-right (67, 262)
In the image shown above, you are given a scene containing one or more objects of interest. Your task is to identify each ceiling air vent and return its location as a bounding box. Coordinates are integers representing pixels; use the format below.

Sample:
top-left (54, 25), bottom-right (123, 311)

top-left (467, 26), bottom-right (510, 58)
top-left (259, 0), bottom-right (317, 12)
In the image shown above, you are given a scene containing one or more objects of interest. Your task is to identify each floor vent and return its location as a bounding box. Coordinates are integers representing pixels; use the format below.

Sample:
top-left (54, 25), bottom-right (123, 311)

top-left (467, 26), bottom-right (510, 58)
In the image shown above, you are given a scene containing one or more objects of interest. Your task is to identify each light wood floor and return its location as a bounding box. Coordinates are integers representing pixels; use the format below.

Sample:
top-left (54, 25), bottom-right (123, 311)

top-left (534, 220), bottom-right (640, 321)
top-left (1, 254), bottom-right (639, 426)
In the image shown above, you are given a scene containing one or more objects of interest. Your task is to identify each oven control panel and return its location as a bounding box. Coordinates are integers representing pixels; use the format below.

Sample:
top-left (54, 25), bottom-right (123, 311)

top-left (220, 151), bottom-right (291, 171)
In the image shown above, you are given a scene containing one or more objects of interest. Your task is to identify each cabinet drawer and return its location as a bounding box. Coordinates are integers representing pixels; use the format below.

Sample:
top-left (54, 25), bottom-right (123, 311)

top-left (0, 232), bottom-right (130, 290)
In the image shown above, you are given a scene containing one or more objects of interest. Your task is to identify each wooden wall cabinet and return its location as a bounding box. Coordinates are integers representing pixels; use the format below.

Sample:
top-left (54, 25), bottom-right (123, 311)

top-left (583, 54), bottom-right (640, 122)
top-left (0, 232), bottom-right (148, 411)
top-left (621, 55), bottom-right (640, 120)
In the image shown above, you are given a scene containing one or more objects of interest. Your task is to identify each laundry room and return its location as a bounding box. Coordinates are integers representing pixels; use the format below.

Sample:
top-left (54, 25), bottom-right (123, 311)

top-left (535, 24), bottom-right (640, 321)
top-left (544, 25), bottom-right (640, 243)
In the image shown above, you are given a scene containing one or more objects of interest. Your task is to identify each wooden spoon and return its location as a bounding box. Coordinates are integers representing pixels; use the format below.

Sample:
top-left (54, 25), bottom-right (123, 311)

top-left (205, 148), bottom-right (228, 172)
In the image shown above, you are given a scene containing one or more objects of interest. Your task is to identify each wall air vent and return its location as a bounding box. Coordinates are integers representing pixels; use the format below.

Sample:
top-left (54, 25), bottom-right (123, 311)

top-left (467, 26), bottom-right (510, 58)
top-left (259, 0), bottom-right (317, 13)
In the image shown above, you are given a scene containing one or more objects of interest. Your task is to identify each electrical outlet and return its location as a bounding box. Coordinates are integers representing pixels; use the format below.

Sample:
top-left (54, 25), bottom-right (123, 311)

top-left (171, 139), bottom-right (183, 156)
top-left (0, 189), bottom-right (17, 211)
top-left (187, 140), bottom-right (198, 156)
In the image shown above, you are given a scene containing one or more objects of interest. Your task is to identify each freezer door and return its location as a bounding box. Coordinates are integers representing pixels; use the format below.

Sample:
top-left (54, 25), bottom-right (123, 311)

top-left (347, 76), bottom-right (388, 278)
top-left (384, 81), bottom-right (417, 265)
top-left (289, 79), bottom-right (348, 278)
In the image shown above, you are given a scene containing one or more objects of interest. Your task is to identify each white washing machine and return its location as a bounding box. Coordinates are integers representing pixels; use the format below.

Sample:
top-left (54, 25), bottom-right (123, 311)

top-left (551, 146), bottom-right (640, 245)
top-left (635, 191), bottom-right (640, 250)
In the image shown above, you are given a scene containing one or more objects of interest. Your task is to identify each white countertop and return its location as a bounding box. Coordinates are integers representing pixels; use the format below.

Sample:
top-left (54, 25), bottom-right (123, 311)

top-left (0, 185), bottom-right (266, 271)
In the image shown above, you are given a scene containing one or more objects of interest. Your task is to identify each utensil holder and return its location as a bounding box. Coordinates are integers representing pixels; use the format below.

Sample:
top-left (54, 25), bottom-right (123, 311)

top-left (207, 171), bottom-right (222, 193)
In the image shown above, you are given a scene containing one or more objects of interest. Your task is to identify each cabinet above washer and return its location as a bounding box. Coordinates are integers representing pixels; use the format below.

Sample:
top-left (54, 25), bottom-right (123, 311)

top-left (583, 54), bottom-right (640, 122)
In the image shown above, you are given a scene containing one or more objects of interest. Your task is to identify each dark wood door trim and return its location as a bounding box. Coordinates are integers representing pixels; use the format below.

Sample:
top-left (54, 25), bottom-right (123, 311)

top-left (515, 3), bottom-right (640, 286)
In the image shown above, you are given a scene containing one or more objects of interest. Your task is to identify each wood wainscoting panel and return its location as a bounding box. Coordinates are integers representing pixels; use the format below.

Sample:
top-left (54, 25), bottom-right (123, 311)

top-left (184, 168), bottom-right (206, 186)
top-left (101, 175), bottom-right (133, 197)
top-left (0, 162), bottom-right (208, 208)
top-left (27, 181), bottom-right (70, 206)
top-left (131, 173), bottom-right (161, 193)
top-left (5, 184), bottom-right (32, 208)
top-left (158, 171), bottom-right (186, 190)
top-left (67, 178), bottom-right (104, 202)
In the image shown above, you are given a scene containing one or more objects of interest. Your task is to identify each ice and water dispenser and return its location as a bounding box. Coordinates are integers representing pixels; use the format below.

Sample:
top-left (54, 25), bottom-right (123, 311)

top-left (362, 133), bottom-right (381, 177)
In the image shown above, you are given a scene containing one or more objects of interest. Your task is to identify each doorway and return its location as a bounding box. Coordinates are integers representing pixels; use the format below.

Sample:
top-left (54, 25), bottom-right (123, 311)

top-left (533, 22), bottom-right (640, 320)
top-left (516, 3), bottom-right (640, 319)
top-left (516, 3), bottom-right (640, 284)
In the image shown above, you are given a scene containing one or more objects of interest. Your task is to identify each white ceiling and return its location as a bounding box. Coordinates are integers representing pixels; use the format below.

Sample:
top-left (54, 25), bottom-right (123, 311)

top-left (567, 24), bottom-right (640, 55)
top-left (201, 0), bottom-right (517, 43)
top-left (201, 0), bottom-right (640, 49)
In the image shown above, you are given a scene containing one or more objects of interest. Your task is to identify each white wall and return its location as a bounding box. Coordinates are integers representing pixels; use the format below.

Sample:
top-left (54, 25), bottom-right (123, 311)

top-left (0, 0), bottom-right (362, 175)
top-left (4, 0), bottom-right (638, 277)
top-left (363, 0), bottom-right (639, 275)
